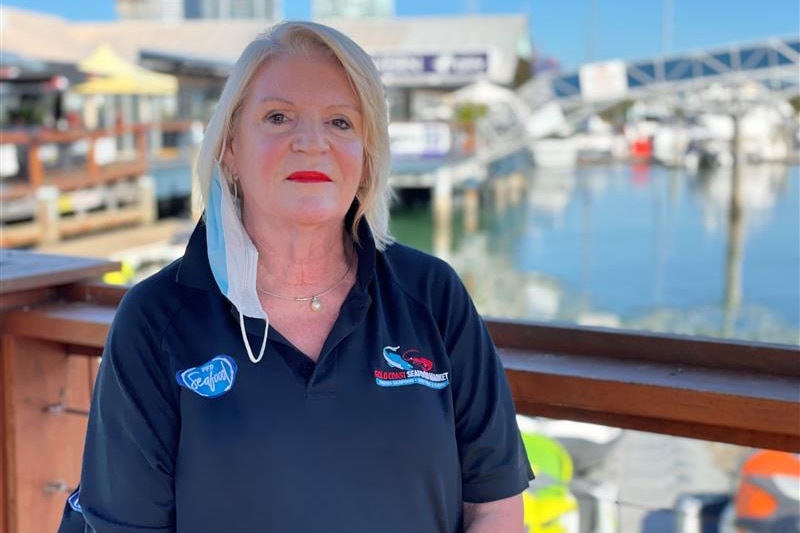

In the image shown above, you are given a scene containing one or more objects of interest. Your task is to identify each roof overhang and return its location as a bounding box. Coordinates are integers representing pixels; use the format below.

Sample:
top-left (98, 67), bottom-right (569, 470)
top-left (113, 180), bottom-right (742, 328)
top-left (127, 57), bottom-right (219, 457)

top-left (139, 49), bottom-right (233, 78)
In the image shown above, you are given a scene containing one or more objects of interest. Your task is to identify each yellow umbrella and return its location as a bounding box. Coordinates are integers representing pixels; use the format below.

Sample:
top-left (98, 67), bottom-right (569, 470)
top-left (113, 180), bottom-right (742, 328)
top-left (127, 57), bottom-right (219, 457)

top-left (74, 44), bottom-right (178, 96)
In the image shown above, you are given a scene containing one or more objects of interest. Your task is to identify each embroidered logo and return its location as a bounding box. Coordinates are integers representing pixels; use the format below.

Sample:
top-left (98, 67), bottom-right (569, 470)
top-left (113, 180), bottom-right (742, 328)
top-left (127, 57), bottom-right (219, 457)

top-left (375, 345), bottom-right (449, 389)
top-left (176, 355), bottom-right (238, 398)
top-left (68, 489), bottom-right (82, 513)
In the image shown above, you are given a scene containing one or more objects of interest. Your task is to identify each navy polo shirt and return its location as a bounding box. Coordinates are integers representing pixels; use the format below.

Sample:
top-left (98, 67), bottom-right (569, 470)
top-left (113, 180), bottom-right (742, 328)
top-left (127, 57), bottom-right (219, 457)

top-left (61, 218), bottom-right (533, 533)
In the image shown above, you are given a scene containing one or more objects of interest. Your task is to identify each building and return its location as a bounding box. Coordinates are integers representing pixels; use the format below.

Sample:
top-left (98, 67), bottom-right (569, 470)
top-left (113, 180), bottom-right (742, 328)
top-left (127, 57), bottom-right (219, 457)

top-left (184, 0), bottom-right (280, 19)
top-left (312, 0), bottom-right (394, 19)
top-left (117, 0), bottom-right (280, 21)
top-left (0, 5), bottom-right (534, 249)
top-left (117, 0), bottom-right (185, 20)
top-left (2, 7), bottom-right (531, 122)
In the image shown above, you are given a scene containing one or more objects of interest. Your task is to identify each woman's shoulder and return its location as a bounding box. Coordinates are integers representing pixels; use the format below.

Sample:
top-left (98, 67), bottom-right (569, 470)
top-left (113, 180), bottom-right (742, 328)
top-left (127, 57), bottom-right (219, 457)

top-left (382, 241), bottom-right (458, 278)
top-left (123, 257), bottom-right (181, 299)
top-left (379, 242), bottom-right (467, 304)
top-left (114, 257), bottom-right (191, 327)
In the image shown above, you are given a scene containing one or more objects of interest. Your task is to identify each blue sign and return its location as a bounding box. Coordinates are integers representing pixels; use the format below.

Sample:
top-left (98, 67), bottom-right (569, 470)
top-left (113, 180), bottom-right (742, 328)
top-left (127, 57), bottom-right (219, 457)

top-left (374, 52), bottom-right (489, 77)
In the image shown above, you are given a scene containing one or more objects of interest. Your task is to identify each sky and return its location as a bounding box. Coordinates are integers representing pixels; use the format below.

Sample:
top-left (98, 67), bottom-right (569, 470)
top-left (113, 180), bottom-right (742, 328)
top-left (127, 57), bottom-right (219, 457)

top-left (4, 0), bottom-right (799, 70)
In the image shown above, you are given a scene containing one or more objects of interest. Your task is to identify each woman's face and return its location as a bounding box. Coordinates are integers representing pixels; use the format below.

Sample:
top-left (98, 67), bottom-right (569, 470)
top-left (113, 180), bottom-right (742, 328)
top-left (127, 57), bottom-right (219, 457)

top-left (225, 53), bottom-right (364, 233)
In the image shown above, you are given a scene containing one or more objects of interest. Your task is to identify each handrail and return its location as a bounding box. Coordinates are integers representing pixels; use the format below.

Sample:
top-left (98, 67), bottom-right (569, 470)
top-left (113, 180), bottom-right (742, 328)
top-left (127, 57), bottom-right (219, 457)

top-left (0, 122), bottom-right (195, 147)
top-left (3, 277), bottom-right (798, 452)
top-left (488, 318), bottom-right (800, 377)
top-left (1, 255), bottom-right (798, 533)
top-left (488, 319), bottom-right (800, 451)
top-left (0, 124), bottom-right (151, 192)
top-left (0, 122), bottom-right (197, 197)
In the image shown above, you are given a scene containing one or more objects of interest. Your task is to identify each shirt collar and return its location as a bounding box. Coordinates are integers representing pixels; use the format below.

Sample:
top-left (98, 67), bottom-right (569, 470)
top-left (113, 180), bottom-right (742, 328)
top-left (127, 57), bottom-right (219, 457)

top-left (175, 206), bottom-right (378, 336)
top-left (175, 217), bottom-right (217, 291)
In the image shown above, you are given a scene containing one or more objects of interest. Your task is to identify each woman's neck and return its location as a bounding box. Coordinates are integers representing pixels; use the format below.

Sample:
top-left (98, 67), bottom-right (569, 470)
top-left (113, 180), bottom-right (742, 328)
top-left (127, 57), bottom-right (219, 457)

top-left (248, 223), bottom-right (352, 291)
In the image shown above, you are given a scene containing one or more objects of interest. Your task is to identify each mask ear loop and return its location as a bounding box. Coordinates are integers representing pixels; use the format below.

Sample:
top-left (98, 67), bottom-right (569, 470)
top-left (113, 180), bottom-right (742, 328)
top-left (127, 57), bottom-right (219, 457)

top-left (220, 131), bottom-right (268, 365)
top-left (239, 311), bottom-right (268, 364)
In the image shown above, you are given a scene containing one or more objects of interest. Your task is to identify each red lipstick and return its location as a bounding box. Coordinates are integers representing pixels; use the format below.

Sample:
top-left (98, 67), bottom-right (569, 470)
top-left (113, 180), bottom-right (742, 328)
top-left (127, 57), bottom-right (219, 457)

top-left (287, 171), bottom-right (332, 183)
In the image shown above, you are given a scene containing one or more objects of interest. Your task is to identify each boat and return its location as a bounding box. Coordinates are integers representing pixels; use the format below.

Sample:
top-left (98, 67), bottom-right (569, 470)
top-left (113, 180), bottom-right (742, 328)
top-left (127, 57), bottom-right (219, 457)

top-left (530, 137), bottom-right (579, 168)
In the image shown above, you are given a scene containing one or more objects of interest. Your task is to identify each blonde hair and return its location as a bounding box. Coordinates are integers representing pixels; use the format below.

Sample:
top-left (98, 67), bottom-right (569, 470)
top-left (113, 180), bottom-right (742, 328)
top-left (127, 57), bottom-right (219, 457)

top-left (195, 20), bottom-right (393, 250)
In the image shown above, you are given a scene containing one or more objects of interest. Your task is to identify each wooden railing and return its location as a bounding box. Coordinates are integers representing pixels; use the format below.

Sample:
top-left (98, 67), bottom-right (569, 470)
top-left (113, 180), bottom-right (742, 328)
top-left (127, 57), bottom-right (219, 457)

top-left (0, 125), bottom-right (149, 200)
top-left (0, 122), bottom-right (197, 248)
top-left (0, 250), bottom-right (798, 532)
top-left (0, 122), bottom-right (197, 199)
top-left (488, 320), bottom-right (800, 452)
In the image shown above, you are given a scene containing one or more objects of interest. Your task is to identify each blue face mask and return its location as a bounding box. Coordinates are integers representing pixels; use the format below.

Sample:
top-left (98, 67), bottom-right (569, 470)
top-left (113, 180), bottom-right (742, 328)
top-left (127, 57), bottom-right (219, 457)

top-left (205, 161), bottom-right (269, 363)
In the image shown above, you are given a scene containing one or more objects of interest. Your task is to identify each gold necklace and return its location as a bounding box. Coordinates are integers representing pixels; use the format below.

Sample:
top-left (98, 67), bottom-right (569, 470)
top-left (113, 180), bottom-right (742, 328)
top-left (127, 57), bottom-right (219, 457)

top-left (257, 258), bottom-right (353, 312)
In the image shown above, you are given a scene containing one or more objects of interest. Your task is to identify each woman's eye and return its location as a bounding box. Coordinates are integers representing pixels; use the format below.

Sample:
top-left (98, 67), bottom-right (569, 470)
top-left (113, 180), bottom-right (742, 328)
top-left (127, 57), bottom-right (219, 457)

top-left (331, 118), bottom-right (351, 130)
top-left (265, 113), bottom-right (288, 124)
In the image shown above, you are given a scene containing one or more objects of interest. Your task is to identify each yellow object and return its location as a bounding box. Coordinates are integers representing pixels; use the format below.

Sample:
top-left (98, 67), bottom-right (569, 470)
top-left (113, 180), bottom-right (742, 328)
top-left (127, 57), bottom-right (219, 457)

top-left (519, 431), bottom-right (580, 532)
top-left (103, 260), bottom-right (136, 286)
top-left (74, 45), bottom-right (178, 96)
top-left (523, 488), bottom-right (579, 533)
top-left (57, 195), bottom-right (73, 214)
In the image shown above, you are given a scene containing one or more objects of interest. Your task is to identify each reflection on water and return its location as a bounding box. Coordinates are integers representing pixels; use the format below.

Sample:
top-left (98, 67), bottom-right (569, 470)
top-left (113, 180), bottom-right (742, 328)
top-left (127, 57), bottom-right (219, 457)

top-left (390, 164), bottom-right (800, 344)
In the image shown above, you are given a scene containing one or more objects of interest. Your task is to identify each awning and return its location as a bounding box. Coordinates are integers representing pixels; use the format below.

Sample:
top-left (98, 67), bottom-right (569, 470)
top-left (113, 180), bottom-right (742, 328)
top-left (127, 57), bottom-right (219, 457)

top-left (451, 80), bottom-right (518, 105)
top-left (0, 52), bottom-right (86, 86)
top-left (140, 49), bottom-right (232, 78)
top-left (73, 44), bottom-right (178, 96)
top-left (450, 79), bottom-right (532, 123)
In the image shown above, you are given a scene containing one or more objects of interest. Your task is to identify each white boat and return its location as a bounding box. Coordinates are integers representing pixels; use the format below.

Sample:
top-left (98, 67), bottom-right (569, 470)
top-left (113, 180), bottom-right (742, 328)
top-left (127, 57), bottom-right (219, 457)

top-left (530, 137), bottom-right (578, 168)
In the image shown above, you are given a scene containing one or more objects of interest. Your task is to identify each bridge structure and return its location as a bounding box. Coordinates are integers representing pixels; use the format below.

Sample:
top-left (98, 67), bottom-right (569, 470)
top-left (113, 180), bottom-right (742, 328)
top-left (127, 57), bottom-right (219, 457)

top-left (519, 36), bottom-right (800, 120)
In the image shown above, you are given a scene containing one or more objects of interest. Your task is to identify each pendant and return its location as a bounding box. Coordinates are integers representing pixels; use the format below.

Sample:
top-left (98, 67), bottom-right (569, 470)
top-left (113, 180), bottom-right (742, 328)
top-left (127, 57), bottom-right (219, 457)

top-left (310, 296), bottom-right (322, 312)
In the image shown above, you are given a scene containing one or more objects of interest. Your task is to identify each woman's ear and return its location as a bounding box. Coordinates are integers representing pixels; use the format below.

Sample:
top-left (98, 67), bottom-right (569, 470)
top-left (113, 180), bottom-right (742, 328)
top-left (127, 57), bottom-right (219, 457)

top-left (221, 136), bottom-right (237, 175)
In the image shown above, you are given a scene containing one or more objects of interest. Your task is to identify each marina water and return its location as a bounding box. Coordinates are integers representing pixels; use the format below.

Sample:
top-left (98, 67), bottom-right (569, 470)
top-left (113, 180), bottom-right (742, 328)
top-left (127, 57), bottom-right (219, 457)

top-left (390, 163), bottom-right (800, 345)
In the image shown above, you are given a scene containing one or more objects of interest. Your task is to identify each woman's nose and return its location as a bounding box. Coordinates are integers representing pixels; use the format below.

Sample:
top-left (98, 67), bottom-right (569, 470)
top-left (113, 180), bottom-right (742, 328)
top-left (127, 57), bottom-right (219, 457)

top-left (291, 121), bottom-right (330, 153)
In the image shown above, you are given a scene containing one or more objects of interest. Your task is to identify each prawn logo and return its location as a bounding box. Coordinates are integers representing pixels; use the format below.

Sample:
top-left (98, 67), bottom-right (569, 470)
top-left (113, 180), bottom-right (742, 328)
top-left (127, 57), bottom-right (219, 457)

top-left (176, 355), bottom-right (237, 398)
top-left (374, 346), bottom-right (449, 389)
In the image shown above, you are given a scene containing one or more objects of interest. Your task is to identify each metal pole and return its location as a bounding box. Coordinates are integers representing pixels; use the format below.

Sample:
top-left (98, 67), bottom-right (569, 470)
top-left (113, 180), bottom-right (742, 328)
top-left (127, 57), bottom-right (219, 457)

top-left (723, 113), bottom-right (744, 337)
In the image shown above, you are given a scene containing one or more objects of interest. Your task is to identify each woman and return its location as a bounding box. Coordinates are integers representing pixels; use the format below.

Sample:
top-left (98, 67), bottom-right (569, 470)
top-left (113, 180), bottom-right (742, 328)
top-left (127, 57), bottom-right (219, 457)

top-left (59, 21), bottom-right (532, 532)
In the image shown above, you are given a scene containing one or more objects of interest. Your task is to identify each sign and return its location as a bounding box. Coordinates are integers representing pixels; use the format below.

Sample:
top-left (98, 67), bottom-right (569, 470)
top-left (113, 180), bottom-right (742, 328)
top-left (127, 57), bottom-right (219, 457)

top-left (579, 60), bottom-right (628, 102)
top-left (374, 52), bottom-right (489, 78)
top-left (389, 121), bottom-right (451, 158)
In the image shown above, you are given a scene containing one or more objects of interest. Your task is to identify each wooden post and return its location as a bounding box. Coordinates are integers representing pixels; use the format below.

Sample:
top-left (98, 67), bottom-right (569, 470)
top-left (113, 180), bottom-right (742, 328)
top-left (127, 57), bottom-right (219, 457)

top-left (493, 175), bottom-right (509, 212)
top-left (508, 172), bottom-right (526, 206)
top-left (136, 125), bottom-right (148, 166)
top-left (463, 186), bottom-right (480, 234)
top-left (35, 186), bottom-right (60, 245)
top-left (3, 337), bottom-right (91, 533)
top-left (723, 114), bottom-right (744, 337)
top-left (27, 144), bottom-right (42, 189)
top-left (0, 252), bottom-right (118, 533)
top-left (137, 174), bottom-right (157, 225)
top-left (86, 135), bottom-right (98, 179)
top-left (433, 167), bottom-right (453, 261)
top-left (433, 166), bottom-right (453, 227)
